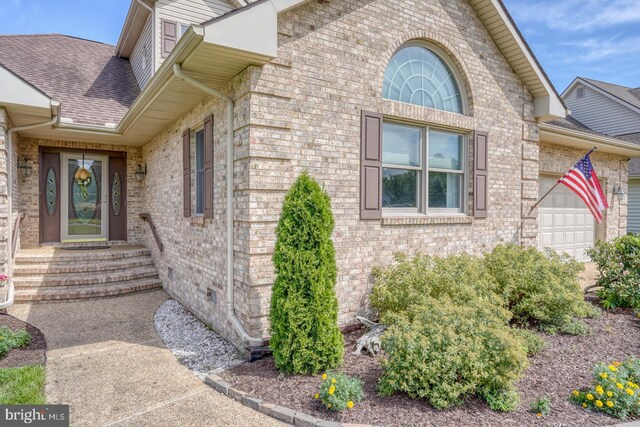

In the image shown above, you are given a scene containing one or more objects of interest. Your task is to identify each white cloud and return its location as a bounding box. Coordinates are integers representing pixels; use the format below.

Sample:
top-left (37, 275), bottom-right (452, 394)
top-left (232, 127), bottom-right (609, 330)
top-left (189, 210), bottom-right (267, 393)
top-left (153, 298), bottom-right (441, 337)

top-left (507, 0), bottom-right (640, 32)
top-left (563, 34), bottom-right (640, 62)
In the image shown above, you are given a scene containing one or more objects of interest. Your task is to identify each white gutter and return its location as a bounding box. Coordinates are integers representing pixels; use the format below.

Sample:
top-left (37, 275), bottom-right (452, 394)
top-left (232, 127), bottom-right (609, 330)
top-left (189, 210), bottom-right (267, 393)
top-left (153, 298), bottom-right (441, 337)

top-left (172, 63), bottom-right (262, 349)
top-left (540, 123), bottom-right (640, 156)
top-left (1, 108), bottom-right (59, 309)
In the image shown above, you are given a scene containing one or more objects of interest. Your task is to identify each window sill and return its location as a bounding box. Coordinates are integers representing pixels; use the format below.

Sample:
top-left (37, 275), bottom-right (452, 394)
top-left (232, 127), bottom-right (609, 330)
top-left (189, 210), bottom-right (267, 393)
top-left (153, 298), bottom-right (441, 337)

top-left (190, 216), bottom-right (207, 227)
top-left (381, 215), bottom-right (473, 226)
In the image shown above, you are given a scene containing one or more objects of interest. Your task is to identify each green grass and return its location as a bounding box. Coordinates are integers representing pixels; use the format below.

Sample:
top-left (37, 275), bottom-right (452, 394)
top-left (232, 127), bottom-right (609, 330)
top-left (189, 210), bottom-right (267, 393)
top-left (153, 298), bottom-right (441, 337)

top-left (0, 365), bottom-right (46, 404)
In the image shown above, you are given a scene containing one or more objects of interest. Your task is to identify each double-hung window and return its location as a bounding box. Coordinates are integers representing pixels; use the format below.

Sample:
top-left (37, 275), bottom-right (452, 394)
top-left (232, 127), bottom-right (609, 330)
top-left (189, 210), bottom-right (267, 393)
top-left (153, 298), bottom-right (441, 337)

top-left (194, 129), bottom-right (205, 215)
top-left (382, 122), bottom-right (466, 214)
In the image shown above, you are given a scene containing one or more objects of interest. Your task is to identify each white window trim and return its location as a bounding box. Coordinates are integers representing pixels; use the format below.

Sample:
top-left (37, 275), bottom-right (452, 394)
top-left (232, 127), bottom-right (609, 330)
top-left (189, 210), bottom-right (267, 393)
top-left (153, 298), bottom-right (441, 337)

top-left (382, 120), bottom-right (468, 216)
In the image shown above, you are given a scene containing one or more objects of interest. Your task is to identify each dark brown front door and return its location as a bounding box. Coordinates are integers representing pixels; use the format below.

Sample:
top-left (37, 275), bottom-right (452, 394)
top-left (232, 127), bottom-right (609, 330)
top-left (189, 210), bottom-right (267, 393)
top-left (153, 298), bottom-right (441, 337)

top-left (40, 152), bottom-right (61, 243)
top-left (108, 156), bottom-right (127, 241)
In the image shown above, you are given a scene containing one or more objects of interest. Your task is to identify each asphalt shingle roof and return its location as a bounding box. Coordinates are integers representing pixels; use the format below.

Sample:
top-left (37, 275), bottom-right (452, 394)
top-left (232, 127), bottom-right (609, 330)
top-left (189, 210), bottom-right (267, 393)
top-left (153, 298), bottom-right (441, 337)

top-left (0, 34), bottom-right (140, 127)
top-left (582, 77), bottom-right (640, 111)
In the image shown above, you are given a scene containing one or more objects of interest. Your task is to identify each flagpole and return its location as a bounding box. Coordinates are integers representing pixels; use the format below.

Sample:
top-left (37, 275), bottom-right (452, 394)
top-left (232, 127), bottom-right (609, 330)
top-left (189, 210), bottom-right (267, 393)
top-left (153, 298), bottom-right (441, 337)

top-left (524, 146), bottom-right (598, 218)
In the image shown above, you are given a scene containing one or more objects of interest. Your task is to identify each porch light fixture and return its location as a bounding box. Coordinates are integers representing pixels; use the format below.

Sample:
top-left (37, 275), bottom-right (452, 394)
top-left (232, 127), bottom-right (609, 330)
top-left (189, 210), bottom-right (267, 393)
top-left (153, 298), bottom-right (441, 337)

top-left (135, 164), bottom-right (147, 182)
top-left (613, 185), bottom-right (625, 201)
top-left (18, 157), bottom-right (33, 178)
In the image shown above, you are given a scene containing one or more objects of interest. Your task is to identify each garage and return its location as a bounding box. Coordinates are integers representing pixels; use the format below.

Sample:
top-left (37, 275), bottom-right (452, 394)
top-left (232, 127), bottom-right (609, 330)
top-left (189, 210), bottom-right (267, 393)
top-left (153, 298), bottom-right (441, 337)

top-left (538, 175), bottom-right (596, 261)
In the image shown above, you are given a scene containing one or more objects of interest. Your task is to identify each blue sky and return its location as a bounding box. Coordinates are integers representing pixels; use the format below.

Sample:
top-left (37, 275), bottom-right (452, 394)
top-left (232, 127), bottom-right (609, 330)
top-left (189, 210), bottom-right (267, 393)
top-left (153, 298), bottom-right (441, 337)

top-left (1, 0), bottom-right (638, 93)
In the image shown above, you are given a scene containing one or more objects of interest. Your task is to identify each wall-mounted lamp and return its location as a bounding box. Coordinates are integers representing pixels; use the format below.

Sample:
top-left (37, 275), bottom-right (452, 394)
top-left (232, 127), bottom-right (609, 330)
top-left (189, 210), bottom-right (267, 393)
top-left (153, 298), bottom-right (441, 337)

top-left (613, 185), bottom-right (626, 201)
top-left (18, 157), bottom-right (33, 178)
top-left (135, 164), bottom-right (147, 182)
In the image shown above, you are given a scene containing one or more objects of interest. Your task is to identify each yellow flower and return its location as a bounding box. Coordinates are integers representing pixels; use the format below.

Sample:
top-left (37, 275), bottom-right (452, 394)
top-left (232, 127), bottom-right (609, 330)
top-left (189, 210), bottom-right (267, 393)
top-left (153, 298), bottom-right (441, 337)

top-left (609, 365), bottom-right (618, 372)
top-left (327, 403), bottom-right (332, 409)
top-left (328, 386), bottom-right (335, 395)
top-left (322, 373), bottom-right (327, 380)
top-left (536, 413), bottom-right (542, 418)
top-left (347, 401), bottom-right (354, 409)
top-left (627, 388), bottom-right (635, 396)
top-left (617, 383), bottom-right (624, 390)
top-left (596, 386), bottom-right (604, 395)
top-left (600, 373), bottom-right (608, 379)
top-left (595, 400), bottom-right (603, 408)
top-left (607, 391), bottom-right (613, 397)
top-left (607, 400), bottom-right (614, 408)
top-left (613, 361), bottom-right (621, 367)
top-left (572, 390), bottom-right (580, 397)
top-left (587, 394), bottom-right (594, 400)
top-left (314, 393), bottom-right (319, 399)
top-left (582, 403), bottom-right (587, 408)
top-left (331, 378), bottom-right (336, 384)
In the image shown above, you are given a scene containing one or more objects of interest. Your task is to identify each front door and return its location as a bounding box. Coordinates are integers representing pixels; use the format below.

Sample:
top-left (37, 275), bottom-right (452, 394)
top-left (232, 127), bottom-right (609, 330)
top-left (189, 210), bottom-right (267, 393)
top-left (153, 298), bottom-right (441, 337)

top-left (60, 153), bottom-right (109, 242)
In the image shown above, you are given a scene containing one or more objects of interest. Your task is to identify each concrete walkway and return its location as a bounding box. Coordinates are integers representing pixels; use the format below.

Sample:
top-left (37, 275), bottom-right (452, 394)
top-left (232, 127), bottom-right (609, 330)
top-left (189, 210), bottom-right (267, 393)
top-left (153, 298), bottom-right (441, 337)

top-left (9, 290), bottom-right (282, 427)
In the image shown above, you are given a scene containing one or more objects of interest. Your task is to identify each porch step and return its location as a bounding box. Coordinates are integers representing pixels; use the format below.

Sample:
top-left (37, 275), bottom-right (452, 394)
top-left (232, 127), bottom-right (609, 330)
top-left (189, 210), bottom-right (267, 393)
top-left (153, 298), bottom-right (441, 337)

top-left (13, 245), bottom-right (163, 303)
top-left (13, 256), bottom-right (154, 275)
top-left (14, 278), bottom-right (162, 303)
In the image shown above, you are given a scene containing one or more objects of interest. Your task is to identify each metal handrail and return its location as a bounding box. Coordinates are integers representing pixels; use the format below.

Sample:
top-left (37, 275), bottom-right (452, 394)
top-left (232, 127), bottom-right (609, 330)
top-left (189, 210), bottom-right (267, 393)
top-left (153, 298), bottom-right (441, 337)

top-left (139, 213), bottom-right (164, 252)
top-left (11, 213), bottom-right (25, 258)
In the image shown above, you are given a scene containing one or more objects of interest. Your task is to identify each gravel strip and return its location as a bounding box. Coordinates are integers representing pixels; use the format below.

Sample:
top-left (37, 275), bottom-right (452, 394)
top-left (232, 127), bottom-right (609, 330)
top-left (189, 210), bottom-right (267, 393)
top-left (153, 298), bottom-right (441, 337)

top-left (154, 299), bottom-right (240, 379)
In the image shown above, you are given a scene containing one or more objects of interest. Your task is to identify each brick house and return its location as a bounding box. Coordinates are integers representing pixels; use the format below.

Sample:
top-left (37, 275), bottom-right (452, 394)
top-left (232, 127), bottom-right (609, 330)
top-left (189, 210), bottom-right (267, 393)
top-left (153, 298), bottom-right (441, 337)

top-left (1, 0), bottom-right (639, 353)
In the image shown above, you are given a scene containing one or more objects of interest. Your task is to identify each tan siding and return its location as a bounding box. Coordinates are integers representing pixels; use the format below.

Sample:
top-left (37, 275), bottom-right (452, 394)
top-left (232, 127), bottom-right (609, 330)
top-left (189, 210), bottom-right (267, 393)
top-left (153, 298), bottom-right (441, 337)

top-left (130, 15), bottom-right (153, 89)
top-left (565, 85), bottom-right (640, 136)
top-left (155, 0), bottom-right (234, 69)
top-left (629, 179), bottom-right (640, 234)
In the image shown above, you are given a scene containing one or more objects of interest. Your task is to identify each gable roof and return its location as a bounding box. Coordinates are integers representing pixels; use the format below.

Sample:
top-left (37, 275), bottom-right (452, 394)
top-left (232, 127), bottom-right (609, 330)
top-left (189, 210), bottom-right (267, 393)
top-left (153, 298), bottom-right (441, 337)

top-left (0, 34), bottom-right (140, 127)
top-left (563, 77), bottom-right (640, 114)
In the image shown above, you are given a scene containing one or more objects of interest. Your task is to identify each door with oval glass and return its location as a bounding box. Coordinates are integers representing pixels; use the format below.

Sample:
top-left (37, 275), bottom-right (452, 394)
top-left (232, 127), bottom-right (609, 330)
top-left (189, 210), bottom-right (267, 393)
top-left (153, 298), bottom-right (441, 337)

top-left (60, 153), bottom-right (109, 242)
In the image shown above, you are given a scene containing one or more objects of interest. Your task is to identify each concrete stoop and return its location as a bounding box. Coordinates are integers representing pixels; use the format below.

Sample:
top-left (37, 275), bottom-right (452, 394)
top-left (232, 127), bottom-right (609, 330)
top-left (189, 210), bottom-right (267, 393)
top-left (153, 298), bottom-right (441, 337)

top-left (13, 245), bottom-right (162, 302)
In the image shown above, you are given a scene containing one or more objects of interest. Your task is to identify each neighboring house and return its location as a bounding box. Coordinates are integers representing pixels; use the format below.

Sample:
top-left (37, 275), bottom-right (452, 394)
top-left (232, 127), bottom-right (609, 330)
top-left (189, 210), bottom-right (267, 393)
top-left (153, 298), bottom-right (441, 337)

top-left (562, 77), bottom-right (640, 234)
top-left (1, 0), bottom-right (639, 352)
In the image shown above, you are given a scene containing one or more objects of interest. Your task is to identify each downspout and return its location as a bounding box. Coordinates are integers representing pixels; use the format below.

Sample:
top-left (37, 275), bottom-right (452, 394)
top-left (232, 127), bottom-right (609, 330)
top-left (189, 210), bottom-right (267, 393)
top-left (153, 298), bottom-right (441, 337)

top-left (172, 63), bottom-right (263, 351)
top-left (1, 110), bottom-right (58, 310)
top-left (135, 0), bottom-right (156, 72)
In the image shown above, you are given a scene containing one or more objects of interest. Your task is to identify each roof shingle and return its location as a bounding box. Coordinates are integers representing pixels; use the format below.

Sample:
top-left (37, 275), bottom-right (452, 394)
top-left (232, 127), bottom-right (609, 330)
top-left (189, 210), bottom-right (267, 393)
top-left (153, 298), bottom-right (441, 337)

top-left (0, 34), bottom-right (140, 126)
top-left (581, 77), bottom-right (640, 111)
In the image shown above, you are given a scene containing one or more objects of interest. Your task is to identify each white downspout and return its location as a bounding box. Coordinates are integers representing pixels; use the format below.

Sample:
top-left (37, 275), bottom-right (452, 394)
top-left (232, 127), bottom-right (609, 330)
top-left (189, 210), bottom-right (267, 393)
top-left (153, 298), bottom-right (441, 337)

top-left (1, 110), bottom-right (58, 310)
top-left (172, 63), bottom-right (262, 349)
top-left (135, 0), bottom-right (156, 72)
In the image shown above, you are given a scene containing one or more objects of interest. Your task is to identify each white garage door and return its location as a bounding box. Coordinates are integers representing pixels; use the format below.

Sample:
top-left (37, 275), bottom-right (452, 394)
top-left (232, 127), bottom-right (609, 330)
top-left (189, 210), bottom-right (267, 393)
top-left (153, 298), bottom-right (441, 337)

top-left (538, 176), bottom-right (596, 261)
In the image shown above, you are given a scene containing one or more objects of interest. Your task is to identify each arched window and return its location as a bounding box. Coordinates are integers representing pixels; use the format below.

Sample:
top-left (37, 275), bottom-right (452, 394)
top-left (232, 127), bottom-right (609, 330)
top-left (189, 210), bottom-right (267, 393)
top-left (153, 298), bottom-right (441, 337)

top-left (383, 45), bottom-right (464, 114)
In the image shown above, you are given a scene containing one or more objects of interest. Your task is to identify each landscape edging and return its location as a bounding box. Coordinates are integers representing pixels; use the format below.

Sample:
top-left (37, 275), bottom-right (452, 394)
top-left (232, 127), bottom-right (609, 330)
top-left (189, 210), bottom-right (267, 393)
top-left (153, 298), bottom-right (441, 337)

top-left (205, 372), bottom-right (376, 427)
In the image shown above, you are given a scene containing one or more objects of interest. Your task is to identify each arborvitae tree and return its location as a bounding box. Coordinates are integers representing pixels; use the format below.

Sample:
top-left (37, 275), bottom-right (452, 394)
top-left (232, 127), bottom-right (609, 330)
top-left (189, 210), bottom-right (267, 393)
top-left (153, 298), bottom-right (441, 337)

top-left (269, 172), bottom-right (344, 374)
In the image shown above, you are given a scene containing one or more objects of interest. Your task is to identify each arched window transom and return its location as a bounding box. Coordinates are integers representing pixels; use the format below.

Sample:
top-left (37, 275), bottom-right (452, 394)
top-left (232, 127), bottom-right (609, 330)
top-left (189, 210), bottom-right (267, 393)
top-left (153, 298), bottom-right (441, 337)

top-left (383, 45), bottom-right (463, 114)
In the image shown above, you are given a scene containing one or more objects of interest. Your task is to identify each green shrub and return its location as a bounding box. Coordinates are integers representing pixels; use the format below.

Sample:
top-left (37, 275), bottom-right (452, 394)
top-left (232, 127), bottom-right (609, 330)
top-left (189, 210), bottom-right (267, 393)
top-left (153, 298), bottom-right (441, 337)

top-left (571, 357), bottom-right (640, 419)
top-left (482, 386), bottom-right (520, 412)
top-left (530, 396), bottom-right (552, 416)
top-left (511, 329), bottom-right (546, 356)
top-left (377, 299), bottom-right (528, 410)
top-left (269, 172), bottom-right (343, 375)
top-left (587, 235), bottom-right (640, 309)
top-left (0, 327), bottom-right (31, 359)
top-left (315, 372), bottom-right (364, 411)
top-left (483, 244), bottom-right (598, 333)
top-left (371, 253), bottom-right (510, 324)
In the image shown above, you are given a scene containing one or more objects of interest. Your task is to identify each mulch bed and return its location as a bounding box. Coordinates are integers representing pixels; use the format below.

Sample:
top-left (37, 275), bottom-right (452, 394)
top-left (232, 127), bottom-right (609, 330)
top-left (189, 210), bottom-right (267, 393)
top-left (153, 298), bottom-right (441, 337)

top-left (224, 308), bottom-right (640, 427)
top-left (0, 313), bottom-right (46, 368)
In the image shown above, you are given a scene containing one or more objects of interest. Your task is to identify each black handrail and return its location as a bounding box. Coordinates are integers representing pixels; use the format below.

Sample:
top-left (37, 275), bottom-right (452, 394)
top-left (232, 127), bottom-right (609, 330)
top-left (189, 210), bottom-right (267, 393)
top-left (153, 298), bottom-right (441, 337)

top-left (139, 213), bottom-right (164, 252)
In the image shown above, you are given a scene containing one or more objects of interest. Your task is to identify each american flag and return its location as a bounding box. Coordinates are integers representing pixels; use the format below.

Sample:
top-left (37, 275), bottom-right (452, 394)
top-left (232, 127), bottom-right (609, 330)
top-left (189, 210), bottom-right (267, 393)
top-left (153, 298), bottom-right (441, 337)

top-left (558, 154), bottom-right (609, 224)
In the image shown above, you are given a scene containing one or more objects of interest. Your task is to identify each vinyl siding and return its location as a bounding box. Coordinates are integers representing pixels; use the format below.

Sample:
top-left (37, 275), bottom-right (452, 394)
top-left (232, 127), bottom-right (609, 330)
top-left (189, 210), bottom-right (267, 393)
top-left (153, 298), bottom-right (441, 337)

top-left (629, 178), bottom-right (640, 234)
top-left (155, 0), bottom-right (234, 68)
top-left (565, 85), bottom-right (640, 136)
top-left (130, 15), bottom-right (153, 89)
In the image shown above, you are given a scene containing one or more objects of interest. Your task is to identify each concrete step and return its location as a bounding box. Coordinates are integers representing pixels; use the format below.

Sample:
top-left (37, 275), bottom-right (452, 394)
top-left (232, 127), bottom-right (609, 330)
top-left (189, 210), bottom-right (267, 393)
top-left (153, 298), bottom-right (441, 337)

top-left (13, 266), bottom-right (160, 288)
top-left (14, 247), bottom-right (152, 264)
top-left (14, 278), bottom-right (163, 303)
top-left (13, 256), bottom-right (155, 276)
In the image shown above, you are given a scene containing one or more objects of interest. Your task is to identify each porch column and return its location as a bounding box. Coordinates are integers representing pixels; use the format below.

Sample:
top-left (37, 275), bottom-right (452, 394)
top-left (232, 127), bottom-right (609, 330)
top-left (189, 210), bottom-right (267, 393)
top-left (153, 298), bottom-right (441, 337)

top-left (0, 108), bottom-right (10, 273)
